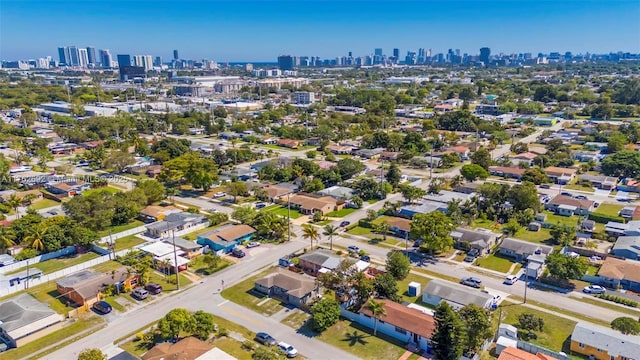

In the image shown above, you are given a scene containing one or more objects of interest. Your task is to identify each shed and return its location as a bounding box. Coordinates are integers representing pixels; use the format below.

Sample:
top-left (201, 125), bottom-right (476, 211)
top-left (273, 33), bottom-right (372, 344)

top-left (408, 282), bottom-right (421, 297)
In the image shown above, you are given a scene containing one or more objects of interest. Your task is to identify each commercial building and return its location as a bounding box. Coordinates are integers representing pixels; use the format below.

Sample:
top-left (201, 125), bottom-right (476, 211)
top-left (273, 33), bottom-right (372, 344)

top-left (294, 91), bottom-right (315, 105)
top-left (278, 55), bottom-right (295, 71)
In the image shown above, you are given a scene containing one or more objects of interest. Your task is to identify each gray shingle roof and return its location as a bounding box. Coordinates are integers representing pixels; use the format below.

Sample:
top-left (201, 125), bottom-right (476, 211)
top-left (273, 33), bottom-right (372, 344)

top-left (572, 322), bottom-right (640, 358)
top-left (299, 249), bottom-right (343, 270)
top-left (423, 279), bottom-right (494, 307)
top-left (611, 236), bottom-right (640, 255)
top-left (500, 238), bottom-right (553, 256)
top-left (0, 294), bottom-right (59, 333)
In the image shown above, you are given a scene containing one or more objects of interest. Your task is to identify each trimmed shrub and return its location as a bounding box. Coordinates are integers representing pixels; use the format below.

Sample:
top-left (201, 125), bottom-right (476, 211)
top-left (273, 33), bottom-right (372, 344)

top-left (596, 294), bottom-right (638, 307)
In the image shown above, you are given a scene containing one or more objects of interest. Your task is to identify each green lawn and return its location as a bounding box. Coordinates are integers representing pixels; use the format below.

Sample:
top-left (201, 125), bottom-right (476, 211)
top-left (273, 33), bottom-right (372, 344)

top-left (260, 204), bottom-right (280, 211)
top-left (0, 316), bottom-right (105, 360)
top-left (147, 270), bottom-right (193, 291)
top-left (281, 310), bottom-right (311, 329)
top-left (397, 272), bottom-right (432, 303)
top-left (97, 234), bottom-right (146, 251)
top-left (266, 205), bottom-right (303, 219)
top-left (347, 226), bottom-right (372, 235)
top-left (564, 178), bottom-right (595, 192)
top-left (471, 219), bottom-right (502, 232)
top-left (97, 220), bottom-right (145, 237)
top-left (594, 203), bottom-right (624, 218)
top-left (84, 186), bottom-right (122, 196)
top-left (327, 208), bottom-right (357, 217)
top-left (366, 199), bottom-right (379, 204)
top-left (6, 251), bottom-right (100, 275)
top-left (28, 198), bottom-right (60, 210)
top-left (26, 282), bottom-right (73, 315)
top-left (475, 254), bottom-right (520, 274)
top-left (542, 211), bottom-right (582, 228)
top-left (514, 227), bottom-right (552, 244)
top-left (314, 319), bottom-right (407, 360)
top-left (221, 268), bottom-right (286, 316)
top-left (188, 256), bottom-right (232, 276)
top-left (498, 301), bottom-right (576, 353)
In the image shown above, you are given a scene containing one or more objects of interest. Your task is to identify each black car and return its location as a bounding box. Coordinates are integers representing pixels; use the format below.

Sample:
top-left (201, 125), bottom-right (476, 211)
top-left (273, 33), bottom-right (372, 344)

top-left (464, 248), bottom-right (480, 262)
top-left (145, 283), bottom-right (163, 295)
top-left (340, 221), bottom-right (351, 227)
top-left (255, 332), bottom-right (277, 346)
top-left (93, 301), bottom-right (112, 314)
top-left (360, 255), bottom-right (371, 262)
top-left (231, 248), bottom-right (246, 258)
top-left (539, 184), bottom-right (550, 189)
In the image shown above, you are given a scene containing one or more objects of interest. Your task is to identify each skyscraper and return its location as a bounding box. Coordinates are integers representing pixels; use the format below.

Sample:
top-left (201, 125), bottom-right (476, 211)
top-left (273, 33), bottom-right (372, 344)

top-left (173, 49), bottom-right (179, 60)
top-left (277, 55), bottom-right (294, 71)
top-left (393, 48), bottom-right (400, 58)
top-left (479, 47), bottom-right (491, 64)
top-left (86, 47), bottom-right (98, 66)
top-left (78, 48), bottom-right (89, 67)
top-left (68, 46), bottom-right (80, 66)
top-left (57, 47), bottom-right (70, 65)
top-left (374, 48), bottom-right (383, 56)
top-left (117, 54), bottom-right (132, 67)
top-left (100, 49), bottom-right (113, 68)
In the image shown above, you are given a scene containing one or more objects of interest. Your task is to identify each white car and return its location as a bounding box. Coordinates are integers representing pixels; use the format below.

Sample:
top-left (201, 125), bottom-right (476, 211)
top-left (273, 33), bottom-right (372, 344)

top-left (583, 285), bottom-right (606, 294)
top-left (504, 275), bottom-right (518, 285)
top-left (213, 192), bottom-right (226, 198)
top-left (278, 342), bottom-right (298, 358)
top-left (246, 242), bottom-right (260, 248)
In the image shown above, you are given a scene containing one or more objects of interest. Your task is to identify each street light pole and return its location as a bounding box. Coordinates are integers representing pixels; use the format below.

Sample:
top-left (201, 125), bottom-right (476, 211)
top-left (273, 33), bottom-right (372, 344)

top-left (171, 230), bottom-right (180, 290)
top-left (524, 274), bottom-right (528, 304)
top-left (25, 260), bottom-right (30, 290)
top-left (287, 194), bottom-right (291, 242)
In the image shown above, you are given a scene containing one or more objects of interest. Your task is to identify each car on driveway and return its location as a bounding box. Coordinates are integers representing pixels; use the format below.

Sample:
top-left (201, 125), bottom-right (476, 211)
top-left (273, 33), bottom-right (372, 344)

top-left (246, 242), bottom-right (261, 248)
top-left (231, 248), bottom-right (246, 258)
top-left (504, 275), bottom-right (518, 285)
top-left (145, 283), bottom-right (163, 295)
top-left (464, 248), bottom-right (480, 262)
top-left (93, 301), bottom-right (112, 314)
top-left (340, 221), bottom-right (351, 227)
top-left (213, 192), bottom-right (226, 198)
top-left (256, 203), bottom-right (266, 209)
top-left (132, 287), bottom-right (149, 300)
top-left (583, 285), bottom-right (606, 294)
top-left (360, 255), bottom-right (371, 262)
top-left (255, 332), bottom-right (276, 346)
top-left (347, 245), bottom-right (360, 253)
top-left (460, 277), bottom-right (482, 288)
top-left (278, 342), bottom-right (298, 358)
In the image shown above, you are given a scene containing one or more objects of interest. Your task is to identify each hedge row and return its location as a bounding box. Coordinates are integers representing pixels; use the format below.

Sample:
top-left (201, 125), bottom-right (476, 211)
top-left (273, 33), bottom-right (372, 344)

top-left (595, 294), bottom-right (638, 307)
top-left (588, 212), bottom-right (626, 224)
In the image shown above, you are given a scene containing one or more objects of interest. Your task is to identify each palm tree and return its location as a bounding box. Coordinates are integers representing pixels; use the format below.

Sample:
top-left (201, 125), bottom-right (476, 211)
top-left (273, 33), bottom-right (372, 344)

top-left (322, 225), bottom-right (338, 251)
top-left (24, 225), bottom-right (46, 252)
top-left (373, 222), bottom-right (390, 241)
top-left (449, 175), bottom-right (463, 189)
top-left (366, 300), bottom-right (386, 336)
top-left (165, 187), bottom-right (180, 203)
top-left (447, 199), bottom-right (463, 224)
top-left (5, 194), bottom-right (22, 218)
top-left (302, 224), bottom-right (320, 250)
top-left (0, 227), bottom-right (16, 252)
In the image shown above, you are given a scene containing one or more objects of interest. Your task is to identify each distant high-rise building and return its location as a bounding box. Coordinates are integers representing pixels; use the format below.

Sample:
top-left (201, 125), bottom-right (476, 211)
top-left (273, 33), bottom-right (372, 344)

top-left (154, 56), bottom-right (162, 67)
top-left (117, 54), bottom-right (132, 67)
top-left (68, 46), bottom-right (80, 66)
top-left (277, 55), bottom-right (294, 71)
top-left (78, 48), bottom-right (89, 67)
top-left (173, 50), bottom-right (179, 60)
top-left (393, 48), bottom-right (400, 58)
top-left (86, 47), bottom-right (98, 66)
top-left (133, 55), bottom-right (153, 70)
top-left (479, 47), bottom-right (491, 64)
top-left (57, 47), bottom-right (70, 65)
top-left (348, 51), bottom-right (353, 57)
top-left (374, 48), bottom-right (383, 56)
top-left (100, 49), bottom-right (113, 68)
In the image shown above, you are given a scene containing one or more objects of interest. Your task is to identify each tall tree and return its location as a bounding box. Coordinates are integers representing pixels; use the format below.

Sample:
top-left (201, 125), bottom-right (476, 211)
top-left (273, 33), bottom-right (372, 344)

top-left (459, 304), bottom-right (492, 354)
top-left (157, 308), bottom-right (195, 340)
top-left (373, 273), bottom-right (401, 302)
top-left (398, 184), bottom-right (426, 204)
top-left (302, 224), bottom-right (320, 250)
top-left (459, 164), bottom-right (489, 182)
top-left (136, 179), bottom-right (166, 205)
top-left (77, 348), bottom-right (107, 360)
top-left (411, 212), bottom-right (456, 255)
top-left (310, 298), bottom-right (341, 332)
top-left (611, 317), bottom-right (640, 335)
top-left (470, 148), bottom-right (492, 170)
top-left (545, 252), bottom-right (589, 280)
top-left (386, 251), bottom-right (410, 280)
top-left (24, 224), bottom-right (47, 251)
top-left (0, 227), bottom-right (16, 252)
top-left (431, 302), bottom-right (467, 360)
top-left (5, 194), bottom-right (22, 218)
top-left (386, 163), bottom-right (402, 188)
top-left (322, 224), bottom-right (338, 251)
top-left (225, 181), bottom-right (248, 203)
top-left (366, 300), bottom-right (387, 336)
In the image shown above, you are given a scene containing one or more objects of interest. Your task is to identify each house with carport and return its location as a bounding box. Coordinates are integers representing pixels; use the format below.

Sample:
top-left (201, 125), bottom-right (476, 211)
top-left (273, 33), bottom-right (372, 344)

top-left (56, 267), bottom-right (139, 307)
top-left (450, 227), bottom-right (501, 253)
top-left (196, 224), bottom-right (256, 255)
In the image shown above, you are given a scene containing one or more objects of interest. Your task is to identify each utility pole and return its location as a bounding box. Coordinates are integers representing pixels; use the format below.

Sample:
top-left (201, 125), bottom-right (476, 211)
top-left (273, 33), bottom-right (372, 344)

top-left (287, 194), bottom-right (291, 242)
top-left (25, 259), bottom-right (30, 290)
top-left (524, 274), bottom-right (528, 304)
top-left (405, 231), bottom-right (409, 257)
top-left (171, 230), bottom-right (180, 290)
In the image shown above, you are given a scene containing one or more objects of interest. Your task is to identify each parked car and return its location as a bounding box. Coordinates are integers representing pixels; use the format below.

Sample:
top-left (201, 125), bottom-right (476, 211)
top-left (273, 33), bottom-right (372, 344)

top-left (460, 277), bottom-right (482, 288)
top-left (575, 195), bottom-right (588, 200)
top-left (504, 275), bottom-right (518, 285)
top-left (93, 301), bottom-right (112, 314)
top-left (255, 332), bottom-right (276, 346)
top-left (213, 192), bottom-right (226, 198)
top-left (145, 283), bottom-right (163, 295)
top-left (464, 248), bottom-right (480, 262)
top-left (583, 285), bottom-right (606, 294)
top-left (360, 255), bottom-right (371, 262)
top-left (340, 221), bottom-right (351, 227)
top-left (231, 248), bottom-right (246, 258)
top-left (277, 342), bottom-right (298, 358)
top-left (246, 242), bottom-right (261, 248)
top-left (132, 287), bottom-right (149, 300)
top-left (561, 192), bottom-right (573, 197)
top-left (594, 202), bottom-right (600, 208)
top-left (539, 184), bottom-right (550, 189)
top-left (256, 203), bottom-right (266, 209)
top-left (347, 245), bottom-right (360, 253)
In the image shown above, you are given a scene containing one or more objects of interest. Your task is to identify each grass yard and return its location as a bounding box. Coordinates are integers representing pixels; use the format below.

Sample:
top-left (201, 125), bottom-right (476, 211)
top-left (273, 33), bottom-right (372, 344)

top-left (0, 316), bottom-right (105, 360)
top-left (147, 270), bottom-right (193, 291)
top-left (564, 180), bottom-right (595, 193)
top-left (514, 227), bottom-right (552, 244)
top-left (98, 234), bottom-right (146, 251)
top-left (188, 255), bottom-right (232, 276)
top-left (266, 205), bottom-right (304, 219)
top-left (281, 310), bottom-right (311, 329)
top-left (475, 254), bottom-right (520, 274)
top-left (313, 319), bottom-right (407, 360)
top-left (594, 203), bottom-right (625, 218)
top-left (574, 296), bottom-right (640, 318)
top-left (543, 211), bottom-right (582, 228)
top-left (84, 186), bottom-right (122, 196)
top-left (366, 199), bottom-right (378, 204)
top-left (26, 282), bottom-right (72, 315)
top-left (260, 203), bottom-right (280, 211)
top-left (28, 198), bottom-right (60, 210)
top-left (221, 268), bottom-right (286, 316)
top-left (347, 226), bottom-right (373, 235)
top-left (397, 272), bottom-right (431, 303)
top-left (97, 219), bottom-right (145, 237)
top-left (472, 218), bottom-right (503, 232)
top-left (7, 251), bottom-right (100, 276)
top-left (326, 208), bottom-right (357, 217)
top-left (498, 301), bottom-right (575, 353)
top-left (212, 337), bottom-right (253, 360)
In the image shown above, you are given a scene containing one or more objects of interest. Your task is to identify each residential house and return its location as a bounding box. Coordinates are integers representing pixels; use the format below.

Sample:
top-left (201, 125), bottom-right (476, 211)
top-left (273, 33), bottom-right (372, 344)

top-left (510, 152), bottom-right (538, 166)
top-left (56, 267), bottom-right (138, 307)
top-left (139, 241), bottom-right (191, 272)
top-left (434, 104), bottom-right (454, 113)
top-left (167, 237), bottom-right (203, 259)
top-left (144, 212), bottom-right (209, 238)
top-left (0, 294), bottom-right (64, 348)
top-left (145, 165), bottom-right (163, 178)
top-left (277, 138), bottom-right (300, 149)
top-left (584, 142), bottom-right (608, 151)
top-left (533, 117), bottom-right (558, 126)
top-left (450, 227), bottom-right (501, 253)
top-left (399, 202), bottom-right (446, 218)
top-left (286, 193), bottom-right (344, 215)
top-left (454, 182), bottom-right (481, 194)
top-left (422, 279), bottom-right (495, 310)
top-left (497, 347), bottom-right (558, 360)
top-left (544, 167), bottom-right (577, 185)
top-left (596, 257), bottom-right (640, 291)
top-left (316, 186), bottom-right (355, 202)
top-left (316, 160), bottom-right (337, 170)
top-left (617, 178), bottom-right (640, 193)
top-left (384, 217), bottom-right (412, 238)
top-left (572, 151), bottom-right (600, 162)
top-left (579, 175), bottom-right (618, 190)
top-left (219, 132), bottom-right (241, 140)
top-left (610, 236), bottom-right (640, 260)
top-left (498, 238), bottom-right (553, 262)
top-left (196, 224), bottom-right (256, 254)
top-left (325, 144), bottom-right (353, 155)
top-left (261, 184), bottom-right (295, 202)
top-left (356, 299), bottom-right (436, 353)
top-left (298, 249), bottom-right (343, 276)
top-left (605, 220), bottom-right (640, 238)
top-left (570, 322), bottom-right (640, 360)
top-left (142, 336), bottom-right (236, 360)
top-left (139, 205), bottom-right (181, 223)
top-left (449, 145), bottom-right (470, 160)
top-left (489, 166), bottom-right (525, 180)
top-left (355, 148), bottom-right (384, 159)
top-left (411, 156), bottom-right (443, 169)
top-left (619, 206), bottom-right (638, 219)
top-left (380, 151), bottom-right (399, 161)
top-left (528, 146), bottom-right (548, 156)
top-left (45, 180), bottom-right (90, 198)
top-left (254, 268), bottom-right (319, 307)
top-left (544, 195), bottom-right (593, 216)
top-left (0, 189), bottom-right (43, 204)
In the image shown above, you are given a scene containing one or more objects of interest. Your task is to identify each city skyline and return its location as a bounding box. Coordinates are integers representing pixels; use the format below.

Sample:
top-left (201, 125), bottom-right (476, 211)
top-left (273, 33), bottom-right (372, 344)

top-left (1, 0), bottom-right (639, 62)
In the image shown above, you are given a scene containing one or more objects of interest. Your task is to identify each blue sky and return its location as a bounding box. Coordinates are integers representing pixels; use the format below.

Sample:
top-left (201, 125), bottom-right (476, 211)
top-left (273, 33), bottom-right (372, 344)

top-left (1, 0), bottom-right (639, 61)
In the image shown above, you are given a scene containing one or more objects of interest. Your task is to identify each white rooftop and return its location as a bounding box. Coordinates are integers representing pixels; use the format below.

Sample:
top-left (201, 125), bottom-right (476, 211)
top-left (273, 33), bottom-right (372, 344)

top-left (140, 242), bottom-right (184, 257)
